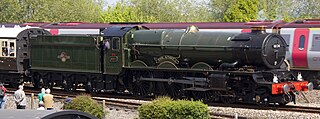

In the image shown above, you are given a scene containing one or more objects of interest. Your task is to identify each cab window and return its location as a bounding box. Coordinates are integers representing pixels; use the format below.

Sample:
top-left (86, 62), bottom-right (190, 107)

top-left (112, 37), bottom-right (120, 50)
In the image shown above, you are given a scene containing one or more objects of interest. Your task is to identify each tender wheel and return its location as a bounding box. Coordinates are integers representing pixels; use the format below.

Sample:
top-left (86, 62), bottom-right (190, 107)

top-left (63, 79), bottom-right (74, 92)
top-left (85, 81), bottom-right (93, 93)
top-left (10, 82), bottom-right (19, 89)
top-left (33, 74), bottom-right (43, 89)
top-left (43, 78), bottom-right (52, 89)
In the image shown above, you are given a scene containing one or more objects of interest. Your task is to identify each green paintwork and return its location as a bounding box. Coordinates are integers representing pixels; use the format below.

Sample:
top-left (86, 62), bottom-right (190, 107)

top-left (130, 60), bottom-right (148, 68)
top-left (104, 37), bottom-right (123, 75)
top-left (30, 35), bottom-right (101, 73)
top-left (130, 29), bottom-right (241, 67)
top-left (104, 27), bottom-right (143, 75)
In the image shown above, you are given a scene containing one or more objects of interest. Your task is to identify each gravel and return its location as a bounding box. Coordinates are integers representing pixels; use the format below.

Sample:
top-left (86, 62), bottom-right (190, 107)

top-left (2, 90), bottom-right (320, 119)
top-left (210, 106), bottom-right (320, 119)
top-left (210, 90), bottom-right (320, 119)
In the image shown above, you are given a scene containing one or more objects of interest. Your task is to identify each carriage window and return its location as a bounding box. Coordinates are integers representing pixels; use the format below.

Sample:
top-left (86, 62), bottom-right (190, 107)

top-left (9, 42), bottom-right (15, 56)
top-left (280, 34), bottom-right (290, 46)
top-left (112, 37), bottom-right (120, 50)
top-left (1, 41), bottom-right (8, 56)
top-left (311, 34), bottom-right (320, 51)
top-left (298, 35), bottom-right (305, 50)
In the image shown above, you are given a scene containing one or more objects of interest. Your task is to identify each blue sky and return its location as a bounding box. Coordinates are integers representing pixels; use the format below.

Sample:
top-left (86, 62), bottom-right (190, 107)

top-left (105, 0), bottom-right (118, 6)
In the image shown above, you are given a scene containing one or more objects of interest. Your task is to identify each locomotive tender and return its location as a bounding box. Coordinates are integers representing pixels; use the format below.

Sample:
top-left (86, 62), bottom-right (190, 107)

top-left (27, 25), bottom-right (312, 106)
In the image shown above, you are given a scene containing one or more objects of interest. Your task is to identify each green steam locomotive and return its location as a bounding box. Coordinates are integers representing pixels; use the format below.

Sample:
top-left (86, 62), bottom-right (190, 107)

top-left (29, 25), bottom-right (312, 106)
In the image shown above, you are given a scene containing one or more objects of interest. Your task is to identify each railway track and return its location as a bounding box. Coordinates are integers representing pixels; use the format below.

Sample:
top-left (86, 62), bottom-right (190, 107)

top-left (210, 112), bottom-right (248, 119)
top-left (273, 105), bottom-right (320, 114)
top-left (208, 102), bottom-right (320, 114)
top-left (7, 87), bottom-right (320, 118)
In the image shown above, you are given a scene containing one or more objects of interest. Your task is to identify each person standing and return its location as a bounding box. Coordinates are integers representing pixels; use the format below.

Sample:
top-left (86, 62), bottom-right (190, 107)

top-left (0, 83), bottom-right (7, 109)
top-left (43, 89), bottom-right (54, 110)
top-left (14, 85), bottom-right (26, 109)
top-left (38, 88), bottom-right (45, 103)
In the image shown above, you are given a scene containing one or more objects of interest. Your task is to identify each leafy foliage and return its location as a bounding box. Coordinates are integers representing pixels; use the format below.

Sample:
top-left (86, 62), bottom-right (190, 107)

top-left (63, 94), bottom-right (105, 119)
top-left (257, 0), bottom-right (278, 20)
top-left (100, 2), bottom-right (156, 22)
top-left (1, 0), bottom-right (320, 23)
top-left (0, 0), bottom-right (102, 23)
top-left (209, 0), bottom-right (235, 22)
top-left (223, 0), bottom-right (259, 22)
top-left (0, 0), bottom-right (23, 23)
top-left (138, 97), bottom-right (210, 119)
top-left (100, 0), bottom-right (213, 23)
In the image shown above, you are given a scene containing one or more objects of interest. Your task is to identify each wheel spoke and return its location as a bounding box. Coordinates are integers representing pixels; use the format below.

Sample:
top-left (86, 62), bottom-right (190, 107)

top-left (154, 82), bottom-right (166, 96)
top-left (132, 80), bottom-right (151, 97)
top-left (192, 91), bottom-right (214, 101)
top-left (165, 83), bottom-right (183, 99)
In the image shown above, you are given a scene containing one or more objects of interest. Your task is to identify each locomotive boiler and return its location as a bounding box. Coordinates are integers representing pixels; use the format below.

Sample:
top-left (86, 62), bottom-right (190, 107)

top-left (130, 26), bottom-right (286, 70)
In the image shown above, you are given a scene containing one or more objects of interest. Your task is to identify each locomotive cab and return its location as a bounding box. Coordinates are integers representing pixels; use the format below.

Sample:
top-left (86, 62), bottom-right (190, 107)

top-left (102, 26), bottom-right (147, 75)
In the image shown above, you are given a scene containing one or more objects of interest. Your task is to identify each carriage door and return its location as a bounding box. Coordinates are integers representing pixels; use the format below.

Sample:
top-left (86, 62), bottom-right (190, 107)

top-left (105, 37), bottom-right (122, 74)
top-left (292, 28), bottom-right (309, 68)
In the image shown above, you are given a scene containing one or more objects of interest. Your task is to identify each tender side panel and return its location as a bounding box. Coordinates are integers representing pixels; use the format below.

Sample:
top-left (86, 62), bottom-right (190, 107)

top-left (30, 36), bottom-right (101, 73)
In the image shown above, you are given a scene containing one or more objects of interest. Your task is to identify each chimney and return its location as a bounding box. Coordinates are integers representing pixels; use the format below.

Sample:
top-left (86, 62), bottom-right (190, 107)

top-left (251, 26), bottom-right (266, 34)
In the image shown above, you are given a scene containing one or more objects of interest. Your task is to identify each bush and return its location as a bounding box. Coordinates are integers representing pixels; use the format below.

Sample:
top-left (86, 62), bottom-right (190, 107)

top-left (63, 94), bottom-right (105, 119)
top-left (138, 96), bottom-right (210, 119)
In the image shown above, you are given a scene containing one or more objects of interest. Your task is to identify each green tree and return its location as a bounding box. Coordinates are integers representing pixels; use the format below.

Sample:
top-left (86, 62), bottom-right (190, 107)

top-left (276, 0), bottom-right (297, 21)
top-left (223, 0), bottom-right (259, 22)
top-left (130, 0), bottom-right (180, 22)
top-left (175, 0), bottom-right (212, 22)
top-left (37, 0), bottom-right (102, 22)
top-left (0, 0), bottom-right (23, 22)
top-left (101, 0), bottom-right (212, 23)
top-left (100, 1), bottom-right (156, 22)
top-left (209, 0), bottom-right (235, 22)
top-left (257, 0), bottom-right (278, 20)
top-left (293, 0), bottom-right (320, 20)
top-left (0, 0), bottom-right (102, 23)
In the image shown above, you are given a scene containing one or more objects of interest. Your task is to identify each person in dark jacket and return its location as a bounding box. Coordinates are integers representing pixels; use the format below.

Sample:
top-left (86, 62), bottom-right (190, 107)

top-left (0, 83), bottom-right (7, 109)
